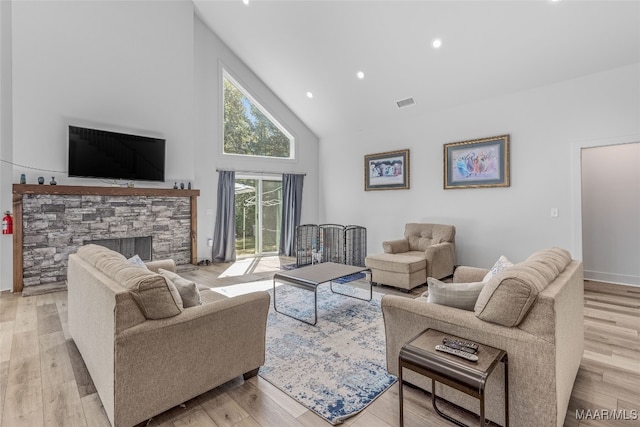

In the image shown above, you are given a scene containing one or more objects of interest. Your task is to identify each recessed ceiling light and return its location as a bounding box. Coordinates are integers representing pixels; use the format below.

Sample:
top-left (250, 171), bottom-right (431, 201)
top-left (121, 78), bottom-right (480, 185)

top-left (242, 0), bottom-right (249, 5)
top-left (356, 71), bottom-right (365, 80)
top-left (432, 38), bottom-right (442, 49)
top-left (306, 91), bottom-right (313, 99)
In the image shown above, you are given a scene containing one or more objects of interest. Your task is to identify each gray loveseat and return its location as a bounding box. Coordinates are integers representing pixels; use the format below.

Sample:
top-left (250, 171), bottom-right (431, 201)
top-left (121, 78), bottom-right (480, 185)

top-left (382, 247), bottom-right (584, 426)
top-left (68, 244), bottom-right (270, 427)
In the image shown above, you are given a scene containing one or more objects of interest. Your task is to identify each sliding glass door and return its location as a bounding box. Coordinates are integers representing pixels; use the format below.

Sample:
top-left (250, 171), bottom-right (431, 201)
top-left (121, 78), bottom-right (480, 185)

top-left (235, 176), bottom-right (282, 257)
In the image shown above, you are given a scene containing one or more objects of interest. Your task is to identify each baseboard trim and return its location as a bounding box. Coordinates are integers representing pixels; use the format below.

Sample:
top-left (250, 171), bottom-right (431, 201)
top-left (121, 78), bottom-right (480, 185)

top-left (583, 270), bottom-right (640, 287)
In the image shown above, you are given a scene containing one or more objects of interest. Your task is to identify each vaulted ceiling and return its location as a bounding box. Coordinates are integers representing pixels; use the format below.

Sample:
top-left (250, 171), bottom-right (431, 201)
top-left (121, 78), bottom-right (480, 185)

top-left (193, 1), bottom-right (640, 139)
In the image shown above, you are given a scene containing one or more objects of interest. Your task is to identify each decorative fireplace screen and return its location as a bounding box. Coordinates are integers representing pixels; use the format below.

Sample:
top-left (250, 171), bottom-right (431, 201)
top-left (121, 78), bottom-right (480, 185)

top-left (295, 224), bottom-right (366, 267)
top-left (86, 237), bottom-right (152, 261)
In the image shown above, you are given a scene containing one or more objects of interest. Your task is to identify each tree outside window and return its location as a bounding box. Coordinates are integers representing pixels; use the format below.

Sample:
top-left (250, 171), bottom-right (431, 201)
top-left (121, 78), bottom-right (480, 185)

top-left (223, 74), bottom-right (293, 159)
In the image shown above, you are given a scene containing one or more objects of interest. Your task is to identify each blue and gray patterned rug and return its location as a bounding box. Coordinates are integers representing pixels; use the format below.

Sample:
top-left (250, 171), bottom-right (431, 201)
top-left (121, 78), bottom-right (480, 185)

top-left (259, 282), bottom-right (396, 425)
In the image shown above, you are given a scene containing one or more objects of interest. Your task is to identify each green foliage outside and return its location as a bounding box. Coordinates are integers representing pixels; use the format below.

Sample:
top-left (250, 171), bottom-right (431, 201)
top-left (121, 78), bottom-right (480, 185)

top-left (234, 178), bottom-right (282, 255)
top-left (235, 179), bottom-right (256, 255)
top-left (223, 78), bottom-right (291, 158)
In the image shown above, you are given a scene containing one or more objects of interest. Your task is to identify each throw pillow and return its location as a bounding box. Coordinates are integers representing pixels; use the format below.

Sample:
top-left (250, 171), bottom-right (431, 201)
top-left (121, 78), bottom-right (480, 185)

top-left (128, 254), bottom-right (148, 268)
top-left (120, 270), bottom-right (184, 319)
top-left (482, 255), bottom-right (513, 282)
top-left (78, 245), bottom-right (183, 319)
top-left (426, 277), bottom-right (486, 311)
top-left (158, 268), bottom-right (202, 308)
top-left (474, 264), bottom-right (547, 327)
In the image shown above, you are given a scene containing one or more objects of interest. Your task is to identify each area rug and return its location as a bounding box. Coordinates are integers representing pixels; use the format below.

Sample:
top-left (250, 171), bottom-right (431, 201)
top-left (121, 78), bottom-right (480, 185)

top-left (259, 281), bottom-right (396, 425)
top-left (332, 272), bottom-right (366, 283)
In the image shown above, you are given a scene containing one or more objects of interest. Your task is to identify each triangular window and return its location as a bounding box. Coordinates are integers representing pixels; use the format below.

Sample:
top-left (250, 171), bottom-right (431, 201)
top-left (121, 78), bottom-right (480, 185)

top-left (223, 72), bottom-right (294, 159)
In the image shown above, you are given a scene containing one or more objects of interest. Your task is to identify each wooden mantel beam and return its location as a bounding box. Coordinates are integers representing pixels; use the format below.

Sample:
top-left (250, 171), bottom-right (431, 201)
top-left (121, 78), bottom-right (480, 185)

top-left (13, 184), bottom-right (199, 197)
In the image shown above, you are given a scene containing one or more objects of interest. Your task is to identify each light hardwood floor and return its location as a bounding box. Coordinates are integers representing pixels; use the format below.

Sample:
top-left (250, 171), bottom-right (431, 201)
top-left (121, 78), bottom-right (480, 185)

top-left (0, 258), bottom-right (638, 427)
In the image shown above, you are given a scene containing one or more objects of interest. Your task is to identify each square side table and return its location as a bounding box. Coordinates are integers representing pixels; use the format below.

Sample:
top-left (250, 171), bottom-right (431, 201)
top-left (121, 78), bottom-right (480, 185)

top-left (398, 328), bottom-right (508, 427)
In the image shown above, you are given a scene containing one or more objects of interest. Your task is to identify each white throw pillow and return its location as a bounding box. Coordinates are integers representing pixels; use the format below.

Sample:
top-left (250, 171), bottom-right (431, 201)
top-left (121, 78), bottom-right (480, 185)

top-left (128, 254), bottom-right (148, 268)
top-left (426, 277), bottom-right (486, 311)
top-left (482, 255), bottom-right (513, 282)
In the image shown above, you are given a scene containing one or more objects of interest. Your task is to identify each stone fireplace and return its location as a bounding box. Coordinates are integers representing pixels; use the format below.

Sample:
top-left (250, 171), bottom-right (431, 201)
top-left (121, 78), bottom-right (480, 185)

top-left (12, 184), bottom-right (199, 292)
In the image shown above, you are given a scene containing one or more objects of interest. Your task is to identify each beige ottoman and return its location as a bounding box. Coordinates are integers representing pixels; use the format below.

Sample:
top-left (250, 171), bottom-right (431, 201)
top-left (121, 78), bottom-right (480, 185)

top-left (365, 253), bottom-right (427, 291)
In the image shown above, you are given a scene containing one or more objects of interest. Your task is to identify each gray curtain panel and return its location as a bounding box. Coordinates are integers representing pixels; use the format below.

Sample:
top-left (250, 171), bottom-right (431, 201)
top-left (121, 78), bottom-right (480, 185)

top-left (279, 173), bottom-right (304, 256)
top-left (212, 170), bottom-right (236, 263)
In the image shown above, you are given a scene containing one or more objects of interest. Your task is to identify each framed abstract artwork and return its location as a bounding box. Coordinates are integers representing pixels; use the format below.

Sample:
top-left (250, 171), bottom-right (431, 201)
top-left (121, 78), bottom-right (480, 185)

top-left (364, 149), bottom-right (410, 191)
top-left (443, 135), bottom-right (510, 189)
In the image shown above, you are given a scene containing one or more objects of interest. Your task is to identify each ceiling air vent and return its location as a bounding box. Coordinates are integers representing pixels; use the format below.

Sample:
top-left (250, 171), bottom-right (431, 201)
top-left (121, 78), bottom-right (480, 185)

top-left (396, 97), bottom-right (416, 109)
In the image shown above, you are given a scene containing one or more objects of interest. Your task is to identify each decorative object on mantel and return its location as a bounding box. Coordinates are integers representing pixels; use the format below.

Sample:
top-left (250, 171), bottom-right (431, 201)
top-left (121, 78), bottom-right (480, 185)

top-left (180, 182), bottom-right (185, 189)
top-left (38, 176), bottom-right (45, 185)
top-left (443, 134), bottom-right (510, 189)
top-left (364, 149), bottom-right (410, 191)
top-left (173, 182), bottom-right (178, 189)
top-left (188, 182), bottom-right (192, 190)
top-left (50, 177), bottom-right (57, 185)
top-left (20, 174), bottom-right (26, 184)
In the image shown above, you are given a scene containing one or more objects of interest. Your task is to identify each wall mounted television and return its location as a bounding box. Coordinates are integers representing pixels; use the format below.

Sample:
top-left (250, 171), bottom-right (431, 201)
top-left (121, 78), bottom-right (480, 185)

top-left (68, 125), bottom-right (166, 182)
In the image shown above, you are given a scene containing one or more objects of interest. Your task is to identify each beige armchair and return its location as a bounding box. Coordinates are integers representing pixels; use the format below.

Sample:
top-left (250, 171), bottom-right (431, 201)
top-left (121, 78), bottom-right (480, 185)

top-left (365, 223), bottom-right (456, 291)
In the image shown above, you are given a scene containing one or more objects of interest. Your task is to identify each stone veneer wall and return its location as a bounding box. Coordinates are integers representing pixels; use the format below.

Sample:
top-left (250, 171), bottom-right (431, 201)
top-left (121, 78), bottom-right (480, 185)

top-left (22, 194), bottom-right (192, 287)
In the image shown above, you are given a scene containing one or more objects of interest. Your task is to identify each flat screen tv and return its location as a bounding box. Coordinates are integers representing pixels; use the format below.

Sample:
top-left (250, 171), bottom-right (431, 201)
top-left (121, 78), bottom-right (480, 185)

top-left (68, 125), bottom-right (165, 182)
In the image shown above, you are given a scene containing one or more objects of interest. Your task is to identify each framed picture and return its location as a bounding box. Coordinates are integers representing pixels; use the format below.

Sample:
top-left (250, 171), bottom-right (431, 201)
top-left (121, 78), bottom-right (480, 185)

top-left (364, 149), bottom-right (410, 191)
top-left (443, 135), bottom-right (510, 189)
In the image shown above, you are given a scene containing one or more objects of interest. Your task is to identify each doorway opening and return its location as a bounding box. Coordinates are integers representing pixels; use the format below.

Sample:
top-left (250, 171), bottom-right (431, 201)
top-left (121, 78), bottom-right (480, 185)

top-left (580, 142), bottom-right (640, 286)
top-left (235, 176), bottom-right (282, 257)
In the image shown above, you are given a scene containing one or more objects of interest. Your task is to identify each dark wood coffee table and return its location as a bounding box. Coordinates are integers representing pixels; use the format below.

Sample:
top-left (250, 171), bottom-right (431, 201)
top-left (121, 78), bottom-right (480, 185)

top-left (272, 262), bottom-right (371, 325)
top-left (398, 328), bottom-right (509, 427)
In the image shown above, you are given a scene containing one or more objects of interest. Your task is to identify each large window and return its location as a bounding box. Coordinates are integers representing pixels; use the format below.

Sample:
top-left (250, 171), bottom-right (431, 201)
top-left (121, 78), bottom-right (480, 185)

top-left (223, 72), bottom-right (294, 159)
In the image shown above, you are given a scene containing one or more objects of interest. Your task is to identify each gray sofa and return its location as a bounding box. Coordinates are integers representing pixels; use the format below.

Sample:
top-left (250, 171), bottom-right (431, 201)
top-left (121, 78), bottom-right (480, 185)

top-left (67, 244), bottom-right (270, 427)
top-left (381, 247), bottom-right (584, 427)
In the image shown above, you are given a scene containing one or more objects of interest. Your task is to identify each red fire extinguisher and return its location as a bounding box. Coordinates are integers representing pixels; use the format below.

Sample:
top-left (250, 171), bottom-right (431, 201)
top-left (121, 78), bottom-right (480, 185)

top-left (2, 211), bottom-right (13, 235)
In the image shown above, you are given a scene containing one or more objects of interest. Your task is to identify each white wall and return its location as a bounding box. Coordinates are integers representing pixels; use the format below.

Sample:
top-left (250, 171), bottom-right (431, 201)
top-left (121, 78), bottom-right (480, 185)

top-left (10, 0), bottom-right (195, 187)
top-left (2, 0), bottom-right (634, 289)
top-left (581, 143), bottom-right (640, 286)
top-left (0, 0), bottom-right (14, 293)
top-left (0, 0), bottom-right (195, 292)
top-left (193, 16), bottom-right (319, 260)
top-left (319, 63), bottom-right (640, 274)
top-left (0, 2), bottom-right (319, 291)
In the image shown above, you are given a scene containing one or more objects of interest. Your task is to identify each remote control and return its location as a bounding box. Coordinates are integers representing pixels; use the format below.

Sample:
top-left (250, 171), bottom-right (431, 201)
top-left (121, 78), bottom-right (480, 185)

top-left (443, 337), bottom-right (479, 354)
top-left (442, 341), bottom-right (475, 353)
top-left (435, 344), bottom-right (479, 362)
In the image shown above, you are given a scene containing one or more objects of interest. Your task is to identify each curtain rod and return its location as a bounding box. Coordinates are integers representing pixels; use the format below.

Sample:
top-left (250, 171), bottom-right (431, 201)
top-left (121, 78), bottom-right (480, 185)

top-left (216, 169), bottom-right (306, 176)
